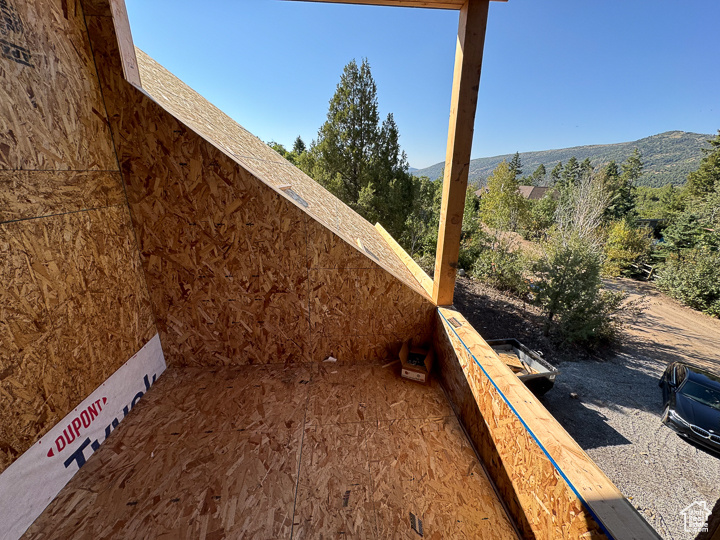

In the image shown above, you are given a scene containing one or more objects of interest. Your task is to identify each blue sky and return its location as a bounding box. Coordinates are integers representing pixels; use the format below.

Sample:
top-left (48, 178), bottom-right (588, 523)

top-left (125, 0), bottom-right (720, 169)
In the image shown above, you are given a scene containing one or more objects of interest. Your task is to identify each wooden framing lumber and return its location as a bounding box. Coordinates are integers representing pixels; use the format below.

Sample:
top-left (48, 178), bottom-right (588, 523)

top-left (288, 0), bottom-right (505, 9)
top-left (108, 0), bottom-right (141, 87)
top-left (434, 307), bottom-right (661, 540)
top-left (375, 223), bottom-right (434, 299)
top-left (433, 0), bottom-right (489, 306)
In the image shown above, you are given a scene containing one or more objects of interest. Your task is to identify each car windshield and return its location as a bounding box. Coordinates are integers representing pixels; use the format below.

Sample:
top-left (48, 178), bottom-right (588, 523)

top-left (681, 380), bottom-right (720, 411)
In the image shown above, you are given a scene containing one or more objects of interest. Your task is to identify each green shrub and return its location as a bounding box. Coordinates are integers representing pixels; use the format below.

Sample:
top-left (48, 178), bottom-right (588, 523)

top-left (533, 236), bottom-right (629, 347)
top-left (458, 231), bottom-right (489, 273)
top-left (657, 249), bottom-right (720, 317)
top-left (603, 220), bottom-right (653, 277)
top-left (521, 195), bottom-right (557, 239)
top-left (471, 237), bottom-right (531, 298)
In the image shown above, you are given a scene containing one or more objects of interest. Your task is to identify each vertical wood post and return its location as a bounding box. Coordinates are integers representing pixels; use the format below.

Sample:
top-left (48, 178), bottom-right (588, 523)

top-left (432, 0), bottom-right (489, 306)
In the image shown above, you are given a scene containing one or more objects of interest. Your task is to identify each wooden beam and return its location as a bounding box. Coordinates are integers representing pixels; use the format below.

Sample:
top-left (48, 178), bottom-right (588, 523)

top-left (109, 0), bottom-right (141, 87)
top-left (432, 0), bottom-right (489, 306)
top-left (285, 0), bottom-right (485, 11)
top-left (375, 223), bottom-right (434, 299)
top-left (435, 308), bottom-right (662, 539)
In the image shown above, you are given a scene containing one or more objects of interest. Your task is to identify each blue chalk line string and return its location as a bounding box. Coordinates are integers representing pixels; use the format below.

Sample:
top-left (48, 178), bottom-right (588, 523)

top-left (438, 310), bottom-right (615, 540)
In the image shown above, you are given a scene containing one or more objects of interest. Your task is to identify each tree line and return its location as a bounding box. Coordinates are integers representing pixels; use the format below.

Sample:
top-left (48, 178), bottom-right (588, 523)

top-left (270, 58), bottom-right (720, 346)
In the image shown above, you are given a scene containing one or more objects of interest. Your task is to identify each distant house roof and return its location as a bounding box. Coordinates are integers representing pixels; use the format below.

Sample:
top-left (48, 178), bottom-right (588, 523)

top-left (474, 185), bottom-right (554, 200)
top-left (518, 186), bottom-right (550, 200)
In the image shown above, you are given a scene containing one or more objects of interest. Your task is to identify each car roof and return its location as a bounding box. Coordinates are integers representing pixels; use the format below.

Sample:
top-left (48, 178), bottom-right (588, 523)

top-left (681, 363), bottom-right (720, 388)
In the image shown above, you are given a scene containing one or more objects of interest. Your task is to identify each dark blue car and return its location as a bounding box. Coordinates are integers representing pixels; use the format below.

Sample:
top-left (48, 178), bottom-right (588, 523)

top-left (660, 362), bottom-right (720, 454)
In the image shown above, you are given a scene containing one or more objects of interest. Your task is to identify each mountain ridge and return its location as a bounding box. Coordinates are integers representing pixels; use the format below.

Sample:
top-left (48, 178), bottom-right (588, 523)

top-left (411, 131), bottom-right (715, 187)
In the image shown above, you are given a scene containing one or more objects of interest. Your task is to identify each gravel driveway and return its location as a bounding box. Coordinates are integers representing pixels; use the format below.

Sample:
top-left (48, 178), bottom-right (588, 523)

top-left (454, 277), bottom-right (720, 539)
top-left (542, 352), bottom-right (720, 539)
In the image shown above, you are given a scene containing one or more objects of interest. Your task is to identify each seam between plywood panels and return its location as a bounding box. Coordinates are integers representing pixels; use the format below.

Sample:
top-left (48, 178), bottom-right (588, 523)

top-left (289, 373), bottom-right (311, 539)
top-left (438, 380), bottom-right (523, 539)
top-left (81, 9), bottom-right (161, 351)
top-left (0, 202), bottom-right (126, 226)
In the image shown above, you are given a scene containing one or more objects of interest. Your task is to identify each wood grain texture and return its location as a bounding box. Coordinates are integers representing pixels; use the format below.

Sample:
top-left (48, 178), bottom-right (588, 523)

top-left (0, 0), bottom-right (116, 170)
top-left (25, 364), bottom-right (517, 539)
top-left (132, 47), bottom-right (429, 300)
top-left (84, 12), bottom-right (435, 367)
top-left (434, 308), bottom-right (660, 540)
top-left (23, 367), bottom-right (310, 539)
top-left (309, 268), bottom-right (434, 340)
top-left (433, 0), bottom-right (490, 306)
top-left (369, 417), bottom-right (517, 540)
top-left (0, 206), bottom-right (155, 474)
top-left (294, 423), bottom-right (377, 539)
top-left (287, 0), bottom-right (506, 10)
top-left (375, 222), bottom-right (434, 297)
top-left (0, 170), bottom-right (125, 222)
top-left (80, 0), bottom-right (113, 17)
top-left (108, 0), bottom-right (141, 87)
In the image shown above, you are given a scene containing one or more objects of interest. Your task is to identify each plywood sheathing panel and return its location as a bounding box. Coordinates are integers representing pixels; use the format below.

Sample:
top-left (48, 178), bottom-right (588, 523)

top-left (22, 366), bottom-right (311, 540)
top-left (305, 363), bottom-right (451, 427)
top-left (26, 364), bottom-right (518, 538)
top-left (369, 417), bottom-right (517, 539)
top-left (119, 141), bottom-right (311, 367)
top-left (0, 205), bottom-right (155, 474)
top-left (120, 366), bottom-right (312, 440)
top-left (0, 0), bottom-right (116, 171)
top-left (309, 268), bottom-right (434, 338)
top-left (434, 310), bottom-right (603, 538)
top-left (131, 48), bottom-right (429, 300)
top-left (119, 130), bottom-right (311, 366)
top-left (434, 308), bottom-right (658, 539)
top-left (0, 170), bottom-right (125, 222)
top-left (84, 12), bottom-right (435, 366)
top-left (293, 422), bottom-right (377, 539)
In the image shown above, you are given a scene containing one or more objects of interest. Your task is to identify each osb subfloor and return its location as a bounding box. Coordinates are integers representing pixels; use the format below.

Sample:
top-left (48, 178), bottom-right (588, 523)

top-left (24, 363), bottom-right (519, 539)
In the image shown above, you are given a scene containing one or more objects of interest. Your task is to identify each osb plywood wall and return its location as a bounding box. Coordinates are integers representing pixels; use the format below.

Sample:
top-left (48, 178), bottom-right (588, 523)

top-left (0, 0), bottom-right (155, 474)
top-left (433, 310), bottom-right (607, 540)
top-left (83, 10), bottom-right (435, 367)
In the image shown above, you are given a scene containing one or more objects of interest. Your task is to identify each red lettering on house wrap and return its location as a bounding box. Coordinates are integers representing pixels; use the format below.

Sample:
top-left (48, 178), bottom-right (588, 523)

top-left (46, 397), bottom-right (107, 457)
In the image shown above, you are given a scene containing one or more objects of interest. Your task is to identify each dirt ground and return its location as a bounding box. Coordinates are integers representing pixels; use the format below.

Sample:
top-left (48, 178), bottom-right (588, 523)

top-left (453, 276), bottom-right (720, 540)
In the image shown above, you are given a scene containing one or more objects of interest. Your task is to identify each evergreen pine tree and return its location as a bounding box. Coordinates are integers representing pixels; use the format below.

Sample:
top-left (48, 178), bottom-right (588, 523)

top-left (687, 131), bottom-right (720, 197)
top-left (508, 152), bottom-right (523, 179)
top-left (550, 162), bottom-right (563, 185)
top-left (561, 157), bottom-right (580, 188)
top-left (531, 164), bottom-right (547, 186)
top-left (292, 136), bottom-right (306, 154)
top-left (305, 58), bottom-right (413, 239)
